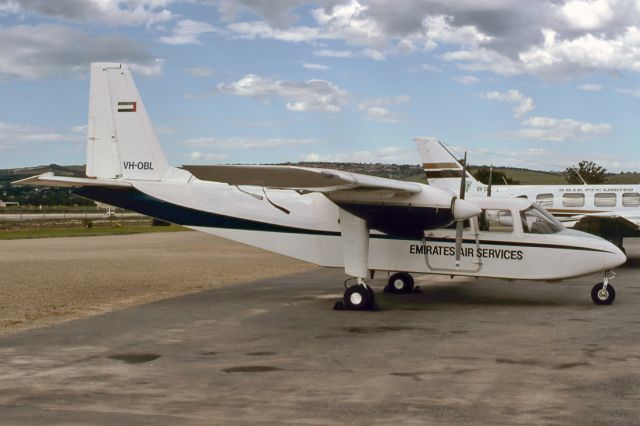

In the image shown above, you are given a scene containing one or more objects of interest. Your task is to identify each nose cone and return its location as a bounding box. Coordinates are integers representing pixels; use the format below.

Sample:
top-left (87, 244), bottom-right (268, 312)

top-left (453, 198), bottom-right (482, 221)
top-left (602, 241), bottom-right (626, 270)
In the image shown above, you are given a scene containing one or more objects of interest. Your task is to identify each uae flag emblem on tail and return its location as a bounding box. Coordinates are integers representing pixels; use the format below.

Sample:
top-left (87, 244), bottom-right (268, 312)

top-left (117, 101), bottom-right (137, 112)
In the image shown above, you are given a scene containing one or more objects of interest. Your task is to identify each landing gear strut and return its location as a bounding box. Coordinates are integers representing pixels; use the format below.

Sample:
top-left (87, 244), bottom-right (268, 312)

top-left (591, 271), bottom-right (616, 305)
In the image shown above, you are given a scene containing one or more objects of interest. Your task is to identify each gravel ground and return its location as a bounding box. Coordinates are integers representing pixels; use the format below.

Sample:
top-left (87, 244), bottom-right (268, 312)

top-left (0, 231), bottom-right (316, 334)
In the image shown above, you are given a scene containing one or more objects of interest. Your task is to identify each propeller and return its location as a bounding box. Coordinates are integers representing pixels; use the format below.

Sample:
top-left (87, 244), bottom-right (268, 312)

top-left (487, 164), bottom-right (493, 197)
top-left (455, 152), bottom-right (467, 268)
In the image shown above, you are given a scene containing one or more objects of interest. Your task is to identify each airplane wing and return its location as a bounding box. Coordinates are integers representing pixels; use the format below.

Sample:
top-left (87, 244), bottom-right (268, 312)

top-left (12, 172), bottom-right (132, 188)
top-left (570, 211), bottom-right (640, 234)
top-left (182, 165), bottom-right (422, 195)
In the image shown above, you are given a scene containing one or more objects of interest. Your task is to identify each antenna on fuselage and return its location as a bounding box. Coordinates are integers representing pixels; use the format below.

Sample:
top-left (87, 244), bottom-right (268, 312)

top-left (487, 164), bottom-right (493, 197)
top-left (455, 152), bottom-right (467, 268)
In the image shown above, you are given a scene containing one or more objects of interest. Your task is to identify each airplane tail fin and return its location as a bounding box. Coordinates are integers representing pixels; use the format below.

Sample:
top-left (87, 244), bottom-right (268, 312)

top-left (414, 137), bottom-right (479, 194)
top-left (86, 63), bottom-right (169, 180)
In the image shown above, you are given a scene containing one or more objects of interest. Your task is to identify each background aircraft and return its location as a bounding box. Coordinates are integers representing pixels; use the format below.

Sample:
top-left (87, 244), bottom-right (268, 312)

top-left (417, 137), bottom-right (640, 253)
top-left (14, 64), bottom-right (626, 309)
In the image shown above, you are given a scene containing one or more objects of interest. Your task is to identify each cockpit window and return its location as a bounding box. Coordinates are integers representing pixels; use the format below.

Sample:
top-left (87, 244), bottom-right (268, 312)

top-left (520, 204), bottom-right (563, 234)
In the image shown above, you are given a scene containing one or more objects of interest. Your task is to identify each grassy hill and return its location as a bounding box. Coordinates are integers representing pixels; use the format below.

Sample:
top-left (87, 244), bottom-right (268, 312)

top-left (1, 165), bottom-right (90, 206)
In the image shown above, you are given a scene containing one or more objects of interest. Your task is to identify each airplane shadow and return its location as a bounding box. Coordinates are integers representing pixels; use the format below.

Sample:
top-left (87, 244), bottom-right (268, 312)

top-left (375, 282), bottom-right (585, 309)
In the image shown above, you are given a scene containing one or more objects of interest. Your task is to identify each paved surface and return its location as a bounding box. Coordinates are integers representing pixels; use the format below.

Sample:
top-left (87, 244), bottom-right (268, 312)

top-left (1, 240), bottom-right (640, 425)
top-left (0, 232), bottom-right (314, 332)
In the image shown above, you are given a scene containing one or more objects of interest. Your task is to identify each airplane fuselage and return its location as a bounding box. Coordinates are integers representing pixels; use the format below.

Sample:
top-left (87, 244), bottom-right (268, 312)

top-left (73, 171), bottom-right (624, 282)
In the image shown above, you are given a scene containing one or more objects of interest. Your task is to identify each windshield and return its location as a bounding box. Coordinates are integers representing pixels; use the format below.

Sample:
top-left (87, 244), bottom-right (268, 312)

top-left (520, 204), bottom-right (564, 234)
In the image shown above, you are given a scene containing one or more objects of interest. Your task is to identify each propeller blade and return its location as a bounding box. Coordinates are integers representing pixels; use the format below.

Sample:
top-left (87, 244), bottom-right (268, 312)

top-left (455, 151), bottom-right (469, 267)
top-left (459, 152), bottom-right (467, 200)
top-left (487, 164), bottom-right (493, 197)
top-left (455, 220), bottom-right (463, 268)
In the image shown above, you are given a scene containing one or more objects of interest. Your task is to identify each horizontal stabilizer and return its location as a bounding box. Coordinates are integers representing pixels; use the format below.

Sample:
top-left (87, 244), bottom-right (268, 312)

top-left (13, 172), bottom-right (132, 188)
top-left (182, 165), bottom-right (422, 194)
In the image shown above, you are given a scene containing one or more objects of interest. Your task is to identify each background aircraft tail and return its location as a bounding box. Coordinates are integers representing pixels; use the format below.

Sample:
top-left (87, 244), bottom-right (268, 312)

top-left (414, 137), bottom-right (480, 194)
top-left (86, 63), bottom-right (169, 180)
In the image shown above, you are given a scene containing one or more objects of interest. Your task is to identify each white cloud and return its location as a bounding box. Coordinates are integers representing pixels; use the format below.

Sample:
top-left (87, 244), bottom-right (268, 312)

top-left (70, 124), bottom-right (87, 134)
top-left (508, 116), bottom-right (612, 142)
top-left (303, 146), bottom-right (415, 163)
top-left (186, 151), bottom-right (229, 161)
top-left (557, 0), bottom-right (614, 31)
top-left (357, 95), bottom-right (411, 123)
top-left (0, 0), bottom-right (173, 26)
top-left (579, 83), bottom-right (603, 91)
top-left (453, 75), bottom-right (480, 85)
top-left (519, 27), bottom-right (640, 79)
top-left (442, 47), bottom-right (524, 76)
top-left (186, 67), bottom-right (215, 77)
top-left (302, 63), bottom-right (330, 70)
top-left (217, 74), bottom-right (351, 113)
top-left (483, 90), bottom-right (535, 118)
top-left (160, 19), bottom-right (219, 45)
top-left (186, 137), bottom-right (317, 149)
top-left (0, 121), bottom-right (78, 148)
top-left (0, 24), bottom-right (162, 80)
top-left (227, 21), bottom-right (321, 42)
top-left (313, 49), bottom-right (354, 58)
top-left (211, 0), bottom-right (640, 79)
top-left (616, 88), bottom-right (640, 97)
top-left (129, 58), bottom-right (165, 76)
top-left (421, 63), bottom-right (441, 72)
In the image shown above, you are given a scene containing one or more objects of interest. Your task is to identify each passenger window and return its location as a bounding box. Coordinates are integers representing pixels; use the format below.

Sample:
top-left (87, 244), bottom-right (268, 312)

top-left (562, 193), bottom-right (585, 207)
top-left (594, 193), bottom-right (616, 207)
top-left (622, 192), bottom-right (640, 207)
top-left (478, 209), bottom-right (513, 233)
top-left (536, 193), bottom-right (553, 207)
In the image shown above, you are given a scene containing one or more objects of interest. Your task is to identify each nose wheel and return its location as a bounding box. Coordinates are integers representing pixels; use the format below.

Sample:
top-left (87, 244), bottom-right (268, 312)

top-left (591, 282), bottom-right (615, 305)
top-left (591, 271), bottom-right (616, 305)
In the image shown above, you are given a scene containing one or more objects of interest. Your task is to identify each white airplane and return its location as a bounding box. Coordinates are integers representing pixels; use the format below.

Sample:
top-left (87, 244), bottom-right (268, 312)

top-left (14, 63), bottom-right (626, 309)
top-left (416, 137), bottom-right (640, 253)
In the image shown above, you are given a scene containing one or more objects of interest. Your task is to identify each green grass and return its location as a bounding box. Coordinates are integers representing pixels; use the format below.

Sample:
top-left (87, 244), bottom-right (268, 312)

top-left (0, 224), bottom-right (189, 240)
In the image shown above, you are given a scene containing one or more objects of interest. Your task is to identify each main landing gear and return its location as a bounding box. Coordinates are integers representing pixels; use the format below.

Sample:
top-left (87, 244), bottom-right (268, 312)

top-left (384, 272), bottom-right (415, 294)
top-left (336, 272), bottom-right (419, 311)
top-left (591, 271), bottom-right (616, 305)
top-left (343, 282), bottom-right (376, 310)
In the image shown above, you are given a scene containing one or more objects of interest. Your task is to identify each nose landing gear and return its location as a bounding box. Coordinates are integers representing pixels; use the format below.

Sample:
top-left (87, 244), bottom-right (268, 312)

top-left (591, 271), bottom-right (616, 305)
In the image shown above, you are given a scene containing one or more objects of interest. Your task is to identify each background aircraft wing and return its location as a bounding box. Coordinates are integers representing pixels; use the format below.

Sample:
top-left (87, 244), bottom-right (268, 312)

top-left (569, 211), bottom-right (640, 234)
top-left (182, 165), bottom-right (422, 194)
top-left (13, 172), bottom-right (132, 188)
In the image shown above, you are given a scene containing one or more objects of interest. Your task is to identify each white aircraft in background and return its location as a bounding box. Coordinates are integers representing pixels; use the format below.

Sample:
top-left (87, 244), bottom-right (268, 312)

top-left (14, 63), bottom-right (626, 309)
top-left (416, 137), bottom-right (640, 253)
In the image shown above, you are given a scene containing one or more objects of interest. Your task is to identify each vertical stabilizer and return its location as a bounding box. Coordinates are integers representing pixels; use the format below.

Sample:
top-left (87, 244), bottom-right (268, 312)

top-left (86, 63), bottom-right (169, 180)
top-left (414, 137), bottom-right (479, 194)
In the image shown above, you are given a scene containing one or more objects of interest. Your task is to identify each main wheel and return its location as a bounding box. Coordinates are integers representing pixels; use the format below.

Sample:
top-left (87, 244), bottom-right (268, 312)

top-left (387, 272), bottom-right (415, 294)
top-left (343, 285), bottom-right (374, 310)
top-left (591, 282), bottom-right (616, 305)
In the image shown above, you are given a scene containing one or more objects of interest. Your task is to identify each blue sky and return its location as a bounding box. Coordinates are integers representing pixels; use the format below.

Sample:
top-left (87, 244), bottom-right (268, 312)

top-left (1, 0), bottom-right (639, 172)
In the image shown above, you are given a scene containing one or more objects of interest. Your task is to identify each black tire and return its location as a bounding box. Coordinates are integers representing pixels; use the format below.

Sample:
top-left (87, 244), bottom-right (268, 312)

top-left (591, 282), bottom-right (616, 305)
top-left (387, 272), bottom-right (415, 294)
top-left (343, 285), bottom-right (374, 310)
